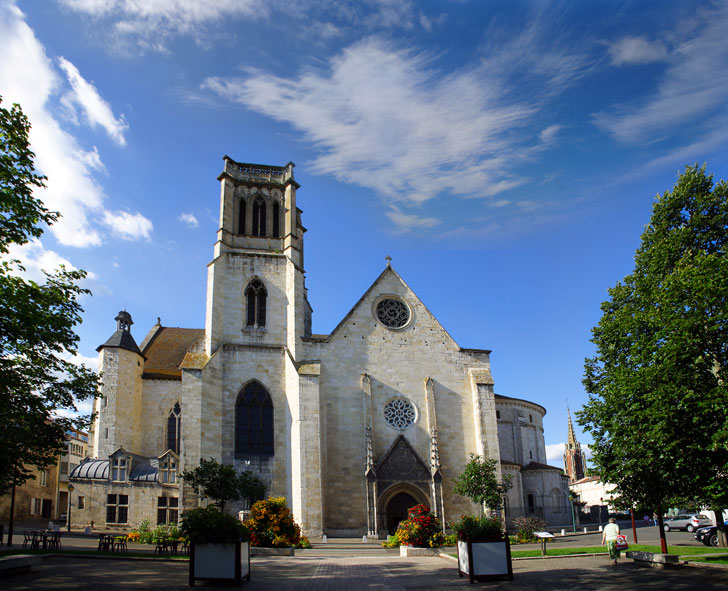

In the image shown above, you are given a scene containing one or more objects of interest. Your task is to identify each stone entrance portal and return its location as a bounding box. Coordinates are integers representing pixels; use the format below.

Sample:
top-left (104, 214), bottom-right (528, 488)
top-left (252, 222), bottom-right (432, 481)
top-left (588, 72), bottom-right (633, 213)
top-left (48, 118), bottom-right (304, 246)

top-left (385, 492), bottom-right (417, 535)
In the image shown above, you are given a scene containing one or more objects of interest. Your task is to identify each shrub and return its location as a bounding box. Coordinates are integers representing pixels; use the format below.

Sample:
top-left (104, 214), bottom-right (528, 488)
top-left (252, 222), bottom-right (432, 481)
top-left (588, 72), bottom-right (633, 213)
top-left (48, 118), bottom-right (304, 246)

top-left (450, 514), bottom-right (504, 542)
top-left (180, 505), bottom-right (250, 544)
top-left (381, 534), bottom-right (400, 548)
top-left (395, 504), bottom-right (445, 548)
top-left (297, 535), bottom-right (311, 549)
top-left (137, 518), bottom-right (154, 544)
top-left (444, 533), bottom-right (458, 546)
top-left (512, 516), bottom-right (545, 543)
top-left (245, 496), bottom-right (302, 548)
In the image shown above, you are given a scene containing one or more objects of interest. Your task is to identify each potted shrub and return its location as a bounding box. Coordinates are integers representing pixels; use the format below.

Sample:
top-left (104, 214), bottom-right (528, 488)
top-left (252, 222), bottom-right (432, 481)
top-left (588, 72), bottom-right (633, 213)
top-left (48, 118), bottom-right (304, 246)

top-left (181, 505), bottom-right (251, 586)
top-left (451, 515), bottom-right (513, 582)
top-left (395, 504), bottom-right (445, 557)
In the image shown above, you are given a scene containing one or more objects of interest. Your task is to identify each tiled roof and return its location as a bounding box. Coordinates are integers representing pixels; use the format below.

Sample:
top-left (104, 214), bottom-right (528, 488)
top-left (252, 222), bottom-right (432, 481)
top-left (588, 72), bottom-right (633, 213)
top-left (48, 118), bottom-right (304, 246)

top-left (140, 325), bottom-right (205, 379)
top-left (521, 461), bottom-right (565, 473)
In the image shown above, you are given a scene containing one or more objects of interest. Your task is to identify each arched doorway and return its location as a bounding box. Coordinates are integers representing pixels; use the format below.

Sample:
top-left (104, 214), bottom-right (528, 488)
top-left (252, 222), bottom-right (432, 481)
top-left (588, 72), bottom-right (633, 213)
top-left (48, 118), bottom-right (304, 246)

top-left (385, 492), bottom-right (418, 535)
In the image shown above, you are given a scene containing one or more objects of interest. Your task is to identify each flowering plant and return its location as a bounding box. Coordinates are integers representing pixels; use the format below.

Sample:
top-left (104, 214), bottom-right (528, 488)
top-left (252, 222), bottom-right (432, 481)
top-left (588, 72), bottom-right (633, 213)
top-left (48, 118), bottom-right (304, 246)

top-left (244, 496), bottom-right (302, 548)
top-left (180, 505), bottom-right (250, 544)
top-left (395, 504), bottom-right (445, 548)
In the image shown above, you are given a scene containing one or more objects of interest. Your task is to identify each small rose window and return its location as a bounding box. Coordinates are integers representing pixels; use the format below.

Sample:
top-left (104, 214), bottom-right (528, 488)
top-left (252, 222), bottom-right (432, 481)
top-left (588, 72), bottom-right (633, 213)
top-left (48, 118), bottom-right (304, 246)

top-left (376, 298), bottom-right (410, 328)
top-left (383, 398), bottom-right (416, 430)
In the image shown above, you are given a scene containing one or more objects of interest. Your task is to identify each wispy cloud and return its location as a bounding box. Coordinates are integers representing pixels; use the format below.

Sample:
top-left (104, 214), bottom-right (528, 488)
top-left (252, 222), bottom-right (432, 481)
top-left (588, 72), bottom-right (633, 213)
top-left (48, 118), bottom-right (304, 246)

top-left (385, 208), bottom-right (440, 232)
top-left (102, 211), bottom-right (153, 241)
top-left (593, 4), bottom-right (728, 143)
top-left (58, 56), bottom-right (128, 145)
top-left (204, 34), bottom-right (581, 229)
top-left (178, 212), bottom-right (199, 228)
top-left (607, 36), bottom-right (668, 66)
top-left (58, 0), bottom-right (268, 53)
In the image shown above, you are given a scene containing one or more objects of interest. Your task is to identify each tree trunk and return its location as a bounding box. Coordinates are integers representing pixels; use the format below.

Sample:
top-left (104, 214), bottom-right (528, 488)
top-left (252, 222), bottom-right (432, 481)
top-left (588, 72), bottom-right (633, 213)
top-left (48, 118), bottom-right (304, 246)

top-left (713, 508), bottom-right (727, 547)
top-left (656, 504), bottom-right (668, 554)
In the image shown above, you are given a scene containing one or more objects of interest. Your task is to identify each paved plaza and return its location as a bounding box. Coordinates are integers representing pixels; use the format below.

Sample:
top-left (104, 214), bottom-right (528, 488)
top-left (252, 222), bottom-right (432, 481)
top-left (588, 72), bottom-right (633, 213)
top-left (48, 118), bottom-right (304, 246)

top-left (3, 553), bottom-right (728, 591)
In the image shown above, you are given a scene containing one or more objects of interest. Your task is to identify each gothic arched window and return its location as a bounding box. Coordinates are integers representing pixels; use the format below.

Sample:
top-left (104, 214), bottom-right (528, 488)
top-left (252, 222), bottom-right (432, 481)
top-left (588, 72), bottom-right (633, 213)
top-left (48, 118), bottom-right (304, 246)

top-left (245, 279), bottom-right (267, 328)
top-left (238, 198), bottom-right (246, 235)
top-left (272, 202), bottom-right (280, 238)
top-left (235, 381), bottom-right (274, 456)
top-left (167, 402), bottom-right (181, 454)
top-left (252, 198), bottom-right (266, 236)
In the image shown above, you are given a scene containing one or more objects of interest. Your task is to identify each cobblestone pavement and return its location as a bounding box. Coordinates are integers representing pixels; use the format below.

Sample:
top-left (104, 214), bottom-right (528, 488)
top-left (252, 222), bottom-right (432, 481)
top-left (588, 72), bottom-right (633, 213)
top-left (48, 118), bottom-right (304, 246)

top-left (4, 554), bottom-right (728, 591)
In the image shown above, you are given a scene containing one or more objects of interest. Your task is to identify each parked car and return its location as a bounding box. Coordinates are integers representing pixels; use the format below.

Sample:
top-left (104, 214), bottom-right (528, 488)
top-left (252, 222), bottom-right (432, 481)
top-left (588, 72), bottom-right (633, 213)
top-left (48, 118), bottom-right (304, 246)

top-left (663, 514), bottom-right (712, 532)
top-left (694, 522), bottom-right (728, 547)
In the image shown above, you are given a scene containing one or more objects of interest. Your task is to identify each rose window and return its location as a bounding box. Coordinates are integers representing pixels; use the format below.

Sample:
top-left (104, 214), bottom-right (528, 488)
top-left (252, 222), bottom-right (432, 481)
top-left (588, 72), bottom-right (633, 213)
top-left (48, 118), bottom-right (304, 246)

top-left (383, 398), bottom-right (416, 430)
top-left (376, 298), bottom-right (410, 328)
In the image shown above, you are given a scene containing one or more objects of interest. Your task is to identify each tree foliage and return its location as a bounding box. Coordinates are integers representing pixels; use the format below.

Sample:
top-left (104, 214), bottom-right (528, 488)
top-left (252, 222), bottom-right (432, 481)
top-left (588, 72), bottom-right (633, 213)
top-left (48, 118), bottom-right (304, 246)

top-left (0, 97), bottom-right (100, 495)
top-left (578, 164), bottom-right (728, 546)
top-left (181, 457), bottom-right (265, 510)
top-left (453, 454), bottom-right (512, 513)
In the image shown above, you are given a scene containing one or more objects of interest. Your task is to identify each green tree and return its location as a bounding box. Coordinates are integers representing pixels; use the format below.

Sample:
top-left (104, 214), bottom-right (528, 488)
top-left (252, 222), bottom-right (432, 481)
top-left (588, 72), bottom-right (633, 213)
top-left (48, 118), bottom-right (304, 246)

top-left (453, 454), bottom-right (512, 515)
top-left (181, 457), bottom-right (265, 511)
top-left (0, 97), bottom-right (100, 497)
top-left (578, 165), bottom-right (728, 550)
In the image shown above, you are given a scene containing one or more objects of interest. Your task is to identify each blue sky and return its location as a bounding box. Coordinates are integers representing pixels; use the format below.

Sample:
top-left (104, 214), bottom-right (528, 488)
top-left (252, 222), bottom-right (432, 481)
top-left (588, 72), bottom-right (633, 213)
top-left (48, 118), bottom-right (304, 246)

top-left (2, 0), bottom-right (727, 465)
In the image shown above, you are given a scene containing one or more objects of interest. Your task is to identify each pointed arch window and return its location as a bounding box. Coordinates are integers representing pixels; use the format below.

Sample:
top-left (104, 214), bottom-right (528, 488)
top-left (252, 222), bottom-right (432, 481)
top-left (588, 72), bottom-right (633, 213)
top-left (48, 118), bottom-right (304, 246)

top-left (238, 198), bottom-right (247, 235)
top-left (245, 279), bottom-right (267, 328)
top-left (252, 198), bottom-right (266, 236)
top-left (272, 202), bottom-right (280, 238)
top-left (167, 402), bottom-right (181, 454)
top-left (235, 381), bottom-right (274, 456)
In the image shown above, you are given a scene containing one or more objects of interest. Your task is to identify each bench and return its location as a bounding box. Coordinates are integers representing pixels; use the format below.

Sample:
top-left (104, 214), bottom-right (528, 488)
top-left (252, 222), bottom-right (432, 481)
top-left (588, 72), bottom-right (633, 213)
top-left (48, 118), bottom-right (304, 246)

top-left (625, 551), bottom-right (679, 569)
top-left (0, 555), bottom-right (42, 575)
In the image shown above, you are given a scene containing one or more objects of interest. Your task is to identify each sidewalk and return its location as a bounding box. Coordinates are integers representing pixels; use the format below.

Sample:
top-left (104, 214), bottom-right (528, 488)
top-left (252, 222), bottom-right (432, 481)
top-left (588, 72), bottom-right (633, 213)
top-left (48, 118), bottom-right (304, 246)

top-left (4, 553), bottom-right (728, 591)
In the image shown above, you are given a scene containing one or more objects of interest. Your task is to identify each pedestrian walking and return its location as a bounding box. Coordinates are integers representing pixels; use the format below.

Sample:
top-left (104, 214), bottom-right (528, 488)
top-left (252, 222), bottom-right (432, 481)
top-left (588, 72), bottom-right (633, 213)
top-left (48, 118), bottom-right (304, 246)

top-left (602, 517), bottom-right (621, 565)
top-left (643, 514), bottom-right (650, 526)
top-left (653, 513), bottom-right (658, 526)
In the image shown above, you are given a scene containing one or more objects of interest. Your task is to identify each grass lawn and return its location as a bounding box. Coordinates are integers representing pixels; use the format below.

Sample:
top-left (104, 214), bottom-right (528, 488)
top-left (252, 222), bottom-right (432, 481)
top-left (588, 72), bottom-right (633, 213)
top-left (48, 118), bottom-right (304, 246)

top-left (0, 548), bottom-right (188, 560)
top-left (508, 544), bottom-right (728, 558)
top-left (685, 556), bottom-right (728, 565)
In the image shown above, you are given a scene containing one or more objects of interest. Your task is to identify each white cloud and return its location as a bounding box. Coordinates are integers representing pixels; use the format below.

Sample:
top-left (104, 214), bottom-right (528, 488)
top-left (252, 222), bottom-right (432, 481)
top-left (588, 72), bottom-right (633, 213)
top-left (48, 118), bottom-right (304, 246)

top-left (0, 3), bottom-right (149, 247)
top-left (178, 212), bottom-right (199, 228)
top-left (539, 124), bottom-right (561, 145)
top-left (58, 0), bottom-right (269, 53)
top-left (205, 37), bottom-right (553, 208)
top-left (5, 238), bottom-right (78, 282)
top-left (608, 36), bottom-right (668, 66)
top-left (58, 56), bottom-right (128, 146)
top-left (385, 208), bottom-right (440, 232)
top-left (593, 4), bottom-right (728, 143)
top-left (545, 442), bottom-right (565, 464)
top-left (102, 211), bottom-right (153, 241)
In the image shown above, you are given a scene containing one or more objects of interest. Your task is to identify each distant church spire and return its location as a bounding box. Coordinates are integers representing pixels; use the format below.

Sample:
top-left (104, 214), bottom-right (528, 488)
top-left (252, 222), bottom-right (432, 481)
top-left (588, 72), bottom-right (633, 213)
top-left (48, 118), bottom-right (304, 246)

top-left (567, 406), bottom-right (577, 447)
top-left (563, 406), bottom-right (587, 482)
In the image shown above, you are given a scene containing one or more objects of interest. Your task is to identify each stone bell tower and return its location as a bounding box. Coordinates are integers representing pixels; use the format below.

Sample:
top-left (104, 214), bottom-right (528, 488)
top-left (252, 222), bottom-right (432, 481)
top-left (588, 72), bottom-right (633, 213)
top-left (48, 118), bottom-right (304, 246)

top-left (204, 157), bottom-right (311, 358)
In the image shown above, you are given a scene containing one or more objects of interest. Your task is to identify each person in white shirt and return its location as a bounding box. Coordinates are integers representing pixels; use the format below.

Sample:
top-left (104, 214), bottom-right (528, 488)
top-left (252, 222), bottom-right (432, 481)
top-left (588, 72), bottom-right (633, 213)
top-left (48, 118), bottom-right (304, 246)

top-left (601, 518), bottom-right (621, 565)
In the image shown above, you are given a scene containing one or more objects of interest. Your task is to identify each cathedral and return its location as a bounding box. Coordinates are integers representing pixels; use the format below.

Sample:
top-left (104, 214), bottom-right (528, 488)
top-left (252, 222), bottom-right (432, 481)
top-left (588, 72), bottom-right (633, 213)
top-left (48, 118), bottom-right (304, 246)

top-left (70, 157), bottom-right (569, 536)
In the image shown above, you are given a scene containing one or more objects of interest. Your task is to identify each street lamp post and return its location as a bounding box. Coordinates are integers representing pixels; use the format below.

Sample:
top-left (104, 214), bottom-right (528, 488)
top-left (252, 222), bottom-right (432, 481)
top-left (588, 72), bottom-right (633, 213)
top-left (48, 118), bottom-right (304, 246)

top-left (67, 484), bottom-right (74, 533)
top-left (569, 492), bottom-right (578, 533)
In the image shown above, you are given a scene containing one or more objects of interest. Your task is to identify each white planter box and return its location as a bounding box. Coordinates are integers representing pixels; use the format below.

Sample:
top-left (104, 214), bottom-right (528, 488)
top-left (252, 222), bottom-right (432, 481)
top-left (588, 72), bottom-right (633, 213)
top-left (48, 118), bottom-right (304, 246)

top-left (189, 541), bottom-right (250, 586)
top-left (457, 539), bottom-right (513, 582)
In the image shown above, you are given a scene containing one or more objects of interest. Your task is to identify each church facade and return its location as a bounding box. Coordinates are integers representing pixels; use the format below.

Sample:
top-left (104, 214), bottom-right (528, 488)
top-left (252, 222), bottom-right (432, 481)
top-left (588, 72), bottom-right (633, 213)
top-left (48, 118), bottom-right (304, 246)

top-left (70, 157), bottom-right (568, 535)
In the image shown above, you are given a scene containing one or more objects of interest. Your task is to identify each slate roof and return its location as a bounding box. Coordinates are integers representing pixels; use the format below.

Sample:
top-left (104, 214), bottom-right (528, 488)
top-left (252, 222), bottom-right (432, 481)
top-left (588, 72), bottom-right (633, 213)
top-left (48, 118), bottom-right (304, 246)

top-left (70, 456), bottom-right (160, 482)
top-left (96, 328), bottom-right (143, 357)
top-left (140, 325), bottom-right (205, 380)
